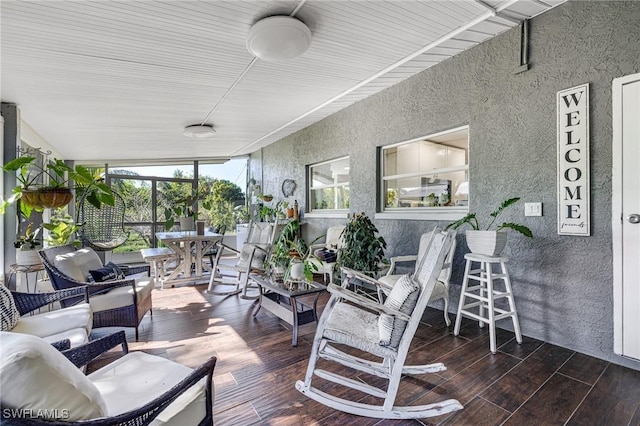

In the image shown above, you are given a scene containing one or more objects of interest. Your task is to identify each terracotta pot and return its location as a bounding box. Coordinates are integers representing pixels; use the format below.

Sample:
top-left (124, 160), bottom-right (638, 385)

top-left (22, 188), bottom-right (73, 209)
top-left (286, 208), bottom-right (295, 218)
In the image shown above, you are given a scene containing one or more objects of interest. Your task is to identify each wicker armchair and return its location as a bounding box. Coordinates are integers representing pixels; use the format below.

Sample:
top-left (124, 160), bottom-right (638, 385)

top-left (39, 245), bottom-right (154, 341)
top-left (0, 331), bottom-right (216, 425)
top-left (4, 287), bottom-right (92, 348)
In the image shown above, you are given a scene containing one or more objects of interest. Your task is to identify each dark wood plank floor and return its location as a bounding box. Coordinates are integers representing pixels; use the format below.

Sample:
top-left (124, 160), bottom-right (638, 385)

top-left (90, 283), bottom-right (640, 426)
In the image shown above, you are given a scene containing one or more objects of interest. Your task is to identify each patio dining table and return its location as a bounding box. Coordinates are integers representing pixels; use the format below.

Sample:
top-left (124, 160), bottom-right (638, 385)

top-left (155, 230), bottom-right (222, 286)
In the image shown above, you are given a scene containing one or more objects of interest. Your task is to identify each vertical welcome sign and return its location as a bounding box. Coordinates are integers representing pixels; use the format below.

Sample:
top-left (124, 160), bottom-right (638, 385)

top-left (557, 83), bottom-right (590, 236)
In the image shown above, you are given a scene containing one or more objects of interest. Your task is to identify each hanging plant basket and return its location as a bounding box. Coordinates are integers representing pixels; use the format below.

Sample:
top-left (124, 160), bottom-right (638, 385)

top-left (22, 188), bottom-right (73, 209)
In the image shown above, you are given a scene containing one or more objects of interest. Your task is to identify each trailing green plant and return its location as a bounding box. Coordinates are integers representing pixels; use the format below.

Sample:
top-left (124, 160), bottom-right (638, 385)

top-left (445, 197), bottom-right (533, 238)
top-left (14, 223), bottom-right (41, 251)
top-left (1, 151), bottom-right (114, 217)
top-left (336, 212), bottom-right (387, 277)
top-left (42, 214), bottom-right (83, 247)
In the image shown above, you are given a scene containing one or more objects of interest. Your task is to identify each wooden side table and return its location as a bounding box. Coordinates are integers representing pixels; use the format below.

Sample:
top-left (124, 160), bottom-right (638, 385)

top-left (453, 253), bottom-right (522, 353)
top-left (9, 263), bottom-right (45, 293)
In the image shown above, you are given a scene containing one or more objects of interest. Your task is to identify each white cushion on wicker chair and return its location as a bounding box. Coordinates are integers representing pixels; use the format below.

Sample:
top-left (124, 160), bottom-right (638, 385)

top-left (11, 302), bottom-right (92, 337)
top-left (0, 332), bottom-right (107, 421)
top-left (39, 327), bottom-right (90, 347)
top-left (54, 248), bottom-right (103, 282)
top-left (88, 351), bottom-right (208, 425)
top-left (89, 278), bottom-right (154, 313)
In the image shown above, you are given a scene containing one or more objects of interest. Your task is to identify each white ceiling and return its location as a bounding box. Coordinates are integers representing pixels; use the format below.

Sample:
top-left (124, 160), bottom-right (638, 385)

top-left (1, 0), bottom-right (564, 163)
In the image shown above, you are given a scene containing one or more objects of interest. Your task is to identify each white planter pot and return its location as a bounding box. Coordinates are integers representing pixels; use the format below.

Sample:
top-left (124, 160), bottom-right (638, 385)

top-left (465, 230), bottom-right (508, 256)
top-left (16, 249), bottom-right (41, 266)
top-left (289, 261), bottom-right (305, 280)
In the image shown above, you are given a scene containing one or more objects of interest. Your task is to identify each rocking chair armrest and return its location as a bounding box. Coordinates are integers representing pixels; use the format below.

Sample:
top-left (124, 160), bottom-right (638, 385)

top-left (61, 331), bottom-right (129, 368)
top-left (387, 255), bottom-right (418, 275)
top-left (11, 286), bottom-right (90, 315)
top-left (216, 242), bottom-right (240, 256)
top-left (340, 267), bottom-right (388, 289)
top-left (327, 284), bottom-right (412, 321)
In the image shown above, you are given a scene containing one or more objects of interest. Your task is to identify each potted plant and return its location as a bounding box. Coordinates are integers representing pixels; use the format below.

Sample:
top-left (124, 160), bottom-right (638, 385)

top-left (164, 191), bottom-right (211, 230)
top-left (42, 214), bottom-right (83, 247)
top-left (14, 223), bottom-right (42, 265)
top-left (1, 151), bottom-right (114, 217)
top-left (445, 197), bottom-right (533, 256)
top-left (270, 220), bottom-right (320, 282)
top-left (335, 212), bottom-right (388, 279)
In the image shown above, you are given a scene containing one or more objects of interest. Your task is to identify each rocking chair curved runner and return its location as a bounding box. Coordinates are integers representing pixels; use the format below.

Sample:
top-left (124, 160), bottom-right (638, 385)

top-left (77, 189), bottom-right (129, 251)
top-left (296, 229), bottom-right (463, 419)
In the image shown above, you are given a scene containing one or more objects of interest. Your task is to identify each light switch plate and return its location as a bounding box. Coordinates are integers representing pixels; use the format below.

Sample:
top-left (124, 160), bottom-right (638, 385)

top-left (525, 202), bottom-right (542, 217)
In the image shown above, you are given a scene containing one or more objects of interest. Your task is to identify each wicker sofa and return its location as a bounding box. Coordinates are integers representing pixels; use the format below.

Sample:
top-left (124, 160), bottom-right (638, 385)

top-left (39, 245), bottom-right (154, 340)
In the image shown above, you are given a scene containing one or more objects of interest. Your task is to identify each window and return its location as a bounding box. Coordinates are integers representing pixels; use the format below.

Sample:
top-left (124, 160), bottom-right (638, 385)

top-left (379, 126), bottom-right (469, 220)
top-left (307, 156), bottom-right (350, 215)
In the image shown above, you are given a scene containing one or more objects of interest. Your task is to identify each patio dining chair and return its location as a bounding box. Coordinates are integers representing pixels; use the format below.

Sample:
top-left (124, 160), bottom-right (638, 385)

top-left (205, 220), bottom-right (278, 299)
top-left (296, 229), bottom-right (463, 419)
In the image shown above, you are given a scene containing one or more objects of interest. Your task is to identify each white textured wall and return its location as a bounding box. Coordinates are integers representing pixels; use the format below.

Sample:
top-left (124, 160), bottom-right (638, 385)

top-left (251, 1), bottom-right (640, 369)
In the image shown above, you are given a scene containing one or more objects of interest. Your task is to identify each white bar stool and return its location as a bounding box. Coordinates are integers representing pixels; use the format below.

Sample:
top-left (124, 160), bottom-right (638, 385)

top-left (453, 253), bottom-right (522, 353)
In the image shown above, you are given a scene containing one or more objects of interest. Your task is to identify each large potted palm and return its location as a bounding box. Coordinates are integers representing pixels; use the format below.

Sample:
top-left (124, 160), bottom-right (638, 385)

top-left (446, 197), bottom-right (533, 256)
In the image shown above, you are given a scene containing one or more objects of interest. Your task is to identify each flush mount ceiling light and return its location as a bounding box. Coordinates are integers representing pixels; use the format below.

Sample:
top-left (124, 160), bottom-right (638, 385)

top-left (246, 16), bottom-right (312, 62)
top-left (183, 124), bottom-right (216, 138)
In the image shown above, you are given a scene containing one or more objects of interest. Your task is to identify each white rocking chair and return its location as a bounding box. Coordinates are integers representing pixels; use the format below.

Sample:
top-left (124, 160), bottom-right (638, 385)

top-left (296, 228), bottom-right (463, 419)
top-left (205, 221), bottom-right (278, 299)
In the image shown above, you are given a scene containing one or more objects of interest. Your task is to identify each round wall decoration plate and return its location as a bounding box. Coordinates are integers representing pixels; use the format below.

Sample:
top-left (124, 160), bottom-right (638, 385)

top-left (282, 179), bottom-right (297, 197)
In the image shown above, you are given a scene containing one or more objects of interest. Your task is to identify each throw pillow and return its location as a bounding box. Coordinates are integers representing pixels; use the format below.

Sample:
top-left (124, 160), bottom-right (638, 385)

top-left (106, 262), bottom-right (126, 280)
top-left (378, 274), bottom-right (420, 348)
top-left (0, 285), bottom-right (20, 331)
top-left (89, 263), bottom-right (125, 282)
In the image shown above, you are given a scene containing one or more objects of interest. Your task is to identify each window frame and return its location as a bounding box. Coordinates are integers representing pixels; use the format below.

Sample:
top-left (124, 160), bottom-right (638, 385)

top-left (376, 126), bottom-right (470, 221)
top-left (306, 156), bottom-right (350, 219)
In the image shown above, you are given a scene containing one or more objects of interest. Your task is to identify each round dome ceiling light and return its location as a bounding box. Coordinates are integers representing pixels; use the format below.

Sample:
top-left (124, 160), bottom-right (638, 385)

top-left (246, 16), bottom-right (312, 62)
top-left (183, 124), bottom-right (216, 138)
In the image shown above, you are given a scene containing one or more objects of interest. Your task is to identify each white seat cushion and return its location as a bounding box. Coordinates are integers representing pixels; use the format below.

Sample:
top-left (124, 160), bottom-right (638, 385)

top-left (89, 352), bottom-right (208, 425)
top-left (89, 279), bottom-right (154, 312)
top-left (323, 302), bottom-right (398, 359)
top-left (54, 248), bottom-right (103, 282)
top-left (11, 302), bottom-right (92, 338)
top-left (40, 327), bottom-right (90, 348)
top-left (0, 332), bottom-right (107, 421)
